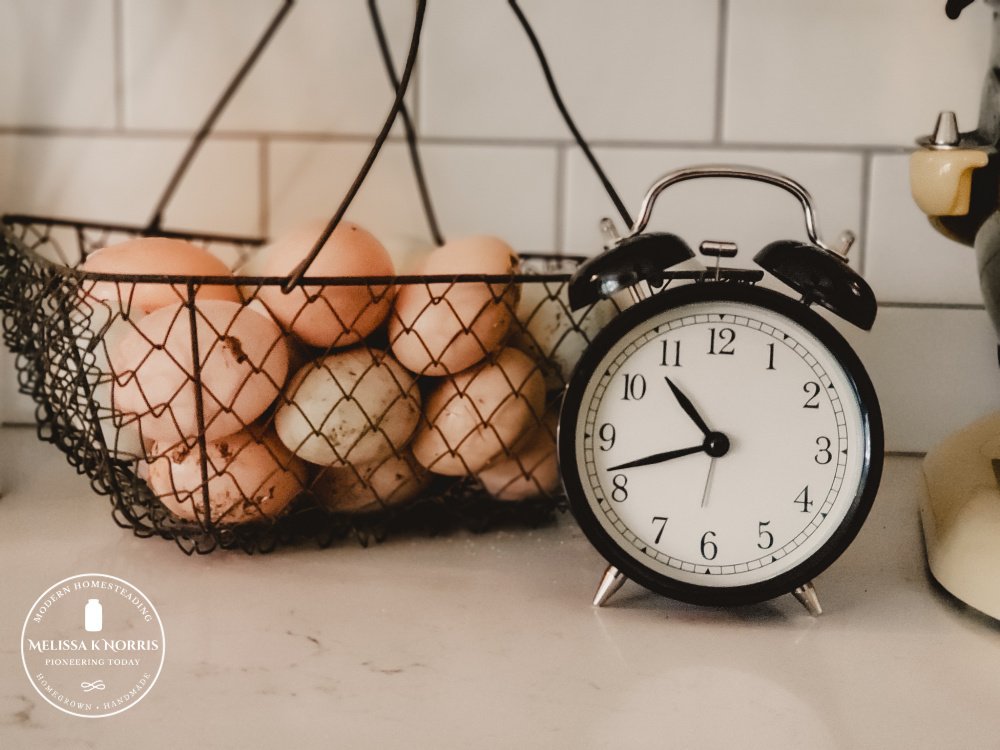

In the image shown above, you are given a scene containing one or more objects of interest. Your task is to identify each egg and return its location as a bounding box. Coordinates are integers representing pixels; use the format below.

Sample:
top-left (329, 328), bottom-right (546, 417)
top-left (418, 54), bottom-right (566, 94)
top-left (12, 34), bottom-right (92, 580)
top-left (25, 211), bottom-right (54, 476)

top-left (275, 348), bottom-right (421, 467)
top-left (411, 347), bottom-right (545, 476)
top-left (92, 380), bottom-right (148, 459)
top-left (513, 279), bottom-right (616, 388)
top-left (110, 300), bottom-right (289, 447)
top-left (68, 300), bottom-right (147, 459)
top-left (234, 246), bottom-right (273, 304)
top-left (389, 236), bottom-right (520, 376)
top-left (314, 450), bottom-right (429, 513)
top-left (255, 220), bottom-right (395, 348)
top-left (79, 237), bottom-right (239, 316)
top-left (380, 233), bottom-right (436, 275)
top-left (145, 429), bottom-right (307, 524)
top-left (476, 412), bottom-right (559, 501)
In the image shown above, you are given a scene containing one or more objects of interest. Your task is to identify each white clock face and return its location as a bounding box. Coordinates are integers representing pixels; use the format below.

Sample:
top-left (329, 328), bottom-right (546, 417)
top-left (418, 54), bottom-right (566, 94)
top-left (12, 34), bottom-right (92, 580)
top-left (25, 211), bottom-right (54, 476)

top-left (574, 294), bottom-right (868, 589)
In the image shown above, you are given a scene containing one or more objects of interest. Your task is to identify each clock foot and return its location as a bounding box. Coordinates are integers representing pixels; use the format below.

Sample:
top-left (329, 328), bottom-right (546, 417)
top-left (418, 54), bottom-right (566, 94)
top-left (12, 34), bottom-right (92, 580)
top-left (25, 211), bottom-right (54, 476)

top-left (792, 581), bottom-right (823, 616)
top-left (593, 565), bottom-right (628, 607)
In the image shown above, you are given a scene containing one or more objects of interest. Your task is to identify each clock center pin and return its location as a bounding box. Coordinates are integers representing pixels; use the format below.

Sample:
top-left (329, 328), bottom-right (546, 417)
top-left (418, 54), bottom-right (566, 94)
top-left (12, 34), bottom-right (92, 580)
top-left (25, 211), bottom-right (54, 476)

top-left (703, 432), bottom-right (730, 458)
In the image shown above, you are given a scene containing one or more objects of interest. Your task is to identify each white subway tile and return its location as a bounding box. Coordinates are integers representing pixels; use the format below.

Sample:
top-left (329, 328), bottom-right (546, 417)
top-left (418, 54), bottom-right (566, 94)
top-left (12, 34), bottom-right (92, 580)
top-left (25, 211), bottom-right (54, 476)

top-left (122, 0), bottom-right (415, 133)
top-left (866, 154), bottom-right (982, 305)
top-left (0, 0), bottom-right (116, 128)
top-left (724, 0), bottom-right (991, 146)
top-left (419, 0), bottom-right (718, 141)
top-left (562, 146), bottom-right (864, 266)
top-left (157, 139), bottom-right (262, 237)
top-left (268, 140), bottom-right (557, 252)
top-left (0, 135), bottom-right (260, 237)
top-left (839, 306), bottom-right (1000, 454)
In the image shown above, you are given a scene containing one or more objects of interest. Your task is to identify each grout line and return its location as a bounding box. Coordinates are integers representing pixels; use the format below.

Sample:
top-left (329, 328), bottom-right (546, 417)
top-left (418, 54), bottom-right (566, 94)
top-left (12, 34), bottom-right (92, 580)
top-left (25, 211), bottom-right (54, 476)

top-left (553, 144), bottom-right (566, 254)
top-left (112, 0), bottom-right (126, 131)
top-left (0, 124), bottom-right (917, 155)
top-left (259, 136), bottom-right (270, 239)
top-left (857, 151), bottom-right (873, 277)
top-left (879, 301), bottom-right (985, 311)
top-left (713, 0), bottom-right (729, 144)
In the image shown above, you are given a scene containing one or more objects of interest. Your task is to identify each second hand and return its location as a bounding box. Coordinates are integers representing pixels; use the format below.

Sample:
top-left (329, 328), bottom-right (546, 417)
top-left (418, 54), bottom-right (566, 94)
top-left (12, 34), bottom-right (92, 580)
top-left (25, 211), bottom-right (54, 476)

top-left (700, 456), bottom-right (717, 508)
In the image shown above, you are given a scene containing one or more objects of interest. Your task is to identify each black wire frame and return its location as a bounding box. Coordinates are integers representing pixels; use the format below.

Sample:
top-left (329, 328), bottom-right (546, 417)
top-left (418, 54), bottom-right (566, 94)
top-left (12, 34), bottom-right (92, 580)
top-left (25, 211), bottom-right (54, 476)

top-left (12, 0), bottom-right (631, 265)
top-left (0, 0), bottom-right (644, 554)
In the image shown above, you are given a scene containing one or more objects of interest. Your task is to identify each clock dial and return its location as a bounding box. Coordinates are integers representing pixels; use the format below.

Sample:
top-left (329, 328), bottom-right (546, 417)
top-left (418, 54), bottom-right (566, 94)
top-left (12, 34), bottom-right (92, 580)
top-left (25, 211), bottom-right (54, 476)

top-left (562, 283), bottom-right (881, 604)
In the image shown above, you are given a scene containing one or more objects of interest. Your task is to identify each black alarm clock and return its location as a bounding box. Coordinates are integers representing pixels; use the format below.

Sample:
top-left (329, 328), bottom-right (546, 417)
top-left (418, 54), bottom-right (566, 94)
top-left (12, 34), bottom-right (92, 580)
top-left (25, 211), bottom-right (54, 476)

top-left (558, 165), bottom-right (883, 614)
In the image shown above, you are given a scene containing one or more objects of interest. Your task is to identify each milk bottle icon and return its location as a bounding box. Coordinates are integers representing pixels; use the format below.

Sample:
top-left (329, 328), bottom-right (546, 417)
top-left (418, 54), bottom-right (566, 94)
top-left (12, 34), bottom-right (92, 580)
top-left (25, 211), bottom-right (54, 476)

top-left (84, 599), bottom-right (103, 632)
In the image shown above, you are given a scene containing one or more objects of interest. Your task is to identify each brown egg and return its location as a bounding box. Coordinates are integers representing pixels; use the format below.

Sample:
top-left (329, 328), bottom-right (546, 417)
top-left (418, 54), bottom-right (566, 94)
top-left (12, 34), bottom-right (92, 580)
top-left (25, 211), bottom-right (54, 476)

top-left (80, 237), bottom-right (239, 315)
top-left (110, 300), bottom-right (289, 447)
top-left (313, 450), bottom-right (429, 513)
top-left (411, 347), bottom-right (545, 476)
top-left (275, 348), bottom-right (421, 467)
top-left (477, 412), bottom-right (559, 501)
top-left (255, 220), bottom-right (395, 348)
top-left (389, 236), bottom-right (520, 376)
top-left (145, 429), bottom-right (307, 524)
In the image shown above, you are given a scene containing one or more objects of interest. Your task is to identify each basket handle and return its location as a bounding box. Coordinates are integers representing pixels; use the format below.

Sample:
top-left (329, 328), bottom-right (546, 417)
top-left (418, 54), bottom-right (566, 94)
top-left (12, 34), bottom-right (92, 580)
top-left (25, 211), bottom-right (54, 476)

top-left (624, 164), bottom-right (847, 256)
top-left (145, 0), bottom-right (296, 234)
top-left (282, 0), bottom-right (427, 292)
top-left (144, 0), bottom-right (433, 289)
top-left (369, 0), bottom-right (443, 248)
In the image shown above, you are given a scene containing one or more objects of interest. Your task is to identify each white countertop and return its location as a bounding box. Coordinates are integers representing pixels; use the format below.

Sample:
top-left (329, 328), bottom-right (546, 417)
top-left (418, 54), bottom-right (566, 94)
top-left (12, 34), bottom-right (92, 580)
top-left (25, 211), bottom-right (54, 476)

top-left (1, 425), bottom-right (999, 749)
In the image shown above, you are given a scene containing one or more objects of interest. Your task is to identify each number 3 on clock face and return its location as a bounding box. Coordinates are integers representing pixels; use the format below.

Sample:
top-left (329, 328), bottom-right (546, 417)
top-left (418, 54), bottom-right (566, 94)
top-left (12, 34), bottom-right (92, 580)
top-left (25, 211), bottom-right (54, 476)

top-left (559, 282), bottom-right (883, 607)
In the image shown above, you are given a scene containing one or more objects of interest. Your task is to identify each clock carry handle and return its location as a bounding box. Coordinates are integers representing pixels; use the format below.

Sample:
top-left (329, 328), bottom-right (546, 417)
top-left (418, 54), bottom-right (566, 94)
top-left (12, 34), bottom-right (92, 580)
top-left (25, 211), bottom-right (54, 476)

top-left (626, 164), bottom-right (878, 331)
top-left (624, 164), bottom-right (848, 255)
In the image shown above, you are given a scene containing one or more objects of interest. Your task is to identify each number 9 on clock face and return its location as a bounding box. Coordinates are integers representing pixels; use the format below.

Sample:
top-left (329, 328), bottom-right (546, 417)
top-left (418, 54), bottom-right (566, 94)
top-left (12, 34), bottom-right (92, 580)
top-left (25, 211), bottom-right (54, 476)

top-left (558, 282), bottom-right (883, 606)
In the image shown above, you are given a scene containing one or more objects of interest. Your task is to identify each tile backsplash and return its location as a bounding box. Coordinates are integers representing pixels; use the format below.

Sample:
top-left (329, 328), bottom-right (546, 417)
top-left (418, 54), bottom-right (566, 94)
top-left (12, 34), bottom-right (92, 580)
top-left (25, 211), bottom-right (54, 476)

top-left (2, 0), bottom-right (998, 453)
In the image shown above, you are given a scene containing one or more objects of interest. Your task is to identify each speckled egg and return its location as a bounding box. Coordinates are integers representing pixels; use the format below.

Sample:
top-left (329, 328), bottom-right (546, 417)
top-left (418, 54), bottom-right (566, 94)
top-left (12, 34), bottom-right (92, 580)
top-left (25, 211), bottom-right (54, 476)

top-left (145, 429), bottom-right (307, 524)
top-left (389, 236), bottom-right (520, 376)
top-left (275, 348), bottom-right (421, 467)
top-left (314, 450), bottom-right (429, 513)
top-left (110, 300), bottom-right (289, 447)
top-left (411, 347), bottom-right (545, 476)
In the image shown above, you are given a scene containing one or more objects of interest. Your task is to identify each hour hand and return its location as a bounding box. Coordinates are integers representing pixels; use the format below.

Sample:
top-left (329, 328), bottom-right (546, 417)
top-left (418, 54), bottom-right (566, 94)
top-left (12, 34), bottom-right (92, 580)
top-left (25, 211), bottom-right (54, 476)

top-left (665, 376), bottom-right (711, 436)
top-left (606, 443), bottom-right (704, 472)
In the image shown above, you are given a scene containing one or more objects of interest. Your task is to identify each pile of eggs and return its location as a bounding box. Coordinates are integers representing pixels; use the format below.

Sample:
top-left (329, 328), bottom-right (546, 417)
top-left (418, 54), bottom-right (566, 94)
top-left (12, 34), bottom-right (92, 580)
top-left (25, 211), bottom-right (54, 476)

top-left (76, 222), bottom-right (613, 527)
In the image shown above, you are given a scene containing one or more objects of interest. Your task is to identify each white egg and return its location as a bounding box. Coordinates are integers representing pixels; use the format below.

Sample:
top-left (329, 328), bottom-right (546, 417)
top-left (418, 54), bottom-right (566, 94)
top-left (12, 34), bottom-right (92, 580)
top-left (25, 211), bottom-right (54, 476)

top-left (512, 279), bottom-right (616, 388)
top-left (69, 299), bottom-right (147, 459)
top-left (275, 348), bottom-right (421, 467)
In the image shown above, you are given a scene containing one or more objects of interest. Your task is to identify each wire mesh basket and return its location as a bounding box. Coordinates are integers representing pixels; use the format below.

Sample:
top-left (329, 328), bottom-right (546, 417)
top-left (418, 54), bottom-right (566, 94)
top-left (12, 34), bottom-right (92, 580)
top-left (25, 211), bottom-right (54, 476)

top-left (0, 0), bottom-right (657, 553)
top-left (1, 215), bottom-right (620, 553)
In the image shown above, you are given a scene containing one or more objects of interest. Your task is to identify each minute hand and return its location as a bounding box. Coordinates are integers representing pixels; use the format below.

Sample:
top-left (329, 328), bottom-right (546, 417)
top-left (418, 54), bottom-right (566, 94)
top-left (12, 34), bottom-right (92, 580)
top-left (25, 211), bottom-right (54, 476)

top-left (606, 444), bottom-right (704, 472)
top-left (665, 377), bottom-right (711, 436)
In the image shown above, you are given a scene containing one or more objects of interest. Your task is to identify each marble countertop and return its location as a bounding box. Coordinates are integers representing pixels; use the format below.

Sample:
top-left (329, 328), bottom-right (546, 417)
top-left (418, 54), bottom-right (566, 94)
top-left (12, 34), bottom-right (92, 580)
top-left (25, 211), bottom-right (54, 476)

top-left (1, 425), bottom-right (999, 749)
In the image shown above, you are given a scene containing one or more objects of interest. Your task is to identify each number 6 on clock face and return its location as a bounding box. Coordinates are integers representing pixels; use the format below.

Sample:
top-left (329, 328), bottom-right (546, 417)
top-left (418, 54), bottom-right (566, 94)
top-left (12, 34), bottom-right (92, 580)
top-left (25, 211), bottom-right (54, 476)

top-left (558, 282), bottom-right (883, 607)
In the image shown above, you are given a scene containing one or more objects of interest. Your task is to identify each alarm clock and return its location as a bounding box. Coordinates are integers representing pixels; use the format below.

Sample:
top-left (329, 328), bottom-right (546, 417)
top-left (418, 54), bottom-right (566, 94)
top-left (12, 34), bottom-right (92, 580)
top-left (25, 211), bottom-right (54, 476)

top-left (558, 165), bottom-right (883, 614)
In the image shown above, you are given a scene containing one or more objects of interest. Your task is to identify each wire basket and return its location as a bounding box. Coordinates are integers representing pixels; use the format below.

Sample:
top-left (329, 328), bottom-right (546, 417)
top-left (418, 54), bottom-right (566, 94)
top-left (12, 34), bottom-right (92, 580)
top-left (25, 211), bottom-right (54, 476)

top-left (1, 215), bottom-right (620, 553)
top-left (0, 0), bottom-right (653, 553)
